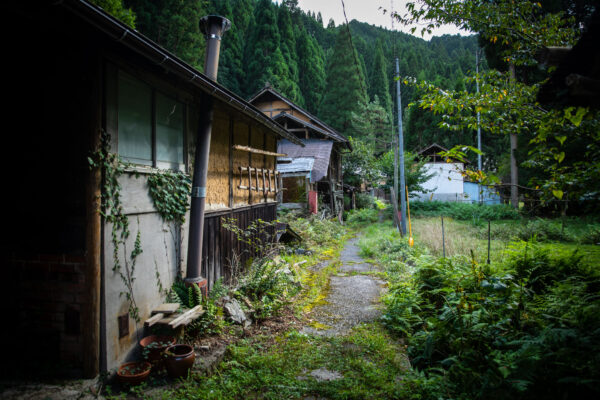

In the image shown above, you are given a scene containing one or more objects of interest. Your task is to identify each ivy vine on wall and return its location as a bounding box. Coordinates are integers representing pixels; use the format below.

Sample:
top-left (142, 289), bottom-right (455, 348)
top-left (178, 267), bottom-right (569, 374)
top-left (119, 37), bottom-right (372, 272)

top-left (147, 169), bottom-right (192, 224)
top-left (88, 132), bottom-right (192, 327)
top-left (88, 132), bottom-right (142, 323)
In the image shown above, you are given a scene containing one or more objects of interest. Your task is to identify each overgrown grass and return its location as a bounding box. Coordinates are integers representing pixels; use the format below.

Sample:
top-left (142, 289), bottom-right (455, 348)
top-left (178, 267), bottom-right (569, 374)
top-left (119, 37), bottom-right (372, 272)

top-left (377, 214), bottom-right (600, 399)
top-left (412, 216), bottom-right (600, 264)
top-left (160, 323), bottom-right (411, 400)
top-left (409, 201), bottom-right (520, 220)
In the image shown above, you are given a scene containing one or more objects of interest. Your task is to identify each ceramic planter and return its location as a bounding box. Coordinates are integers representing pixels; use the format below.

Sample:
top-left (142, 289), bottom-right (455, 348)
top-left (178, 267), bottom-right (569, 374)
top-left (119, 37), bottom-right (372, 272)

top-left (164, 344), bottom-right (195, 379)
top-left (116, 361), bottom-right (151, 386)
top-left (140, 335), bottom-right (176, 364)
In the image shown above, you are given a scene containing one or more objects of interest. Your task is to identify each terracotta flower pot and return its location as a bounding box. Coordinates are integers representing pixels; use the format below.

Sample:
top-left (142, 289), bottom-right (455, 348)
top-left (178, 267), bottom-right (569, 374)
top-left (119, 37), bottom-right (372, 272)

top-left (116, 361), bottom-right (151, 386)
top-left (140, 335), bottom-right (176, 363)
top-left (164, 344), bottom-right (195, 379)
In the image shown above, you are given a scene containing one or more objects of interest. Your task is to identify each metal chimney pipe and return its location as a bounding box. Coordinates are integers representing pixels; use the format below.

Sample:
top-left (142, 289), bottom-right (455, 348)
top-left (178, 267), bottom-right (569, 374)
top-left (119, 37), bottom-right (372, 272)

top-left (185, 15), bottom-right (231, 288)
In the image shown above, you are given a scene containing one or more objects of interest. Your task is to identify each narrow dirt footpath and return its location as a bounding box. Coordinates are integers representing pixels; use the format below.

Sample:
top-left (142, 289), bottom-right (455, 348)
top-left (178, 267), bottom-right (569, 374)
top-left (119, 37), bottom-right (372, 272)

top-left (302, 235), bottom-right (385, 336)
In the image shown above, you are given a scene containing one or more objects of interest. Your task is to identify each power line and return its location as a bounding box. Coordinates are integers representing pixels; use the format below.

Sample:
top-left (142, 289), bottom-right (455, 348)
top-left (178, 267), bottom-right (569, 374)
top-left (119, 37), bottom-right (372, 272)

top-left (340, 0), bottom-right (369, 97)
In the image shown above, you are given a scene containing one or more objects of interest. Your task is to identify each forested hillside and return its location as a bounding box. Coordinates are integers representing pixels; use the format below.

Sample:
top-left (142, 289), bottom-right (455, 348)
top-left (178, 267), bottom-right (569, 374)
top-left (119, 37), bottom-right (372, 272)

top-left (101, 0), bottom-right (480, 156)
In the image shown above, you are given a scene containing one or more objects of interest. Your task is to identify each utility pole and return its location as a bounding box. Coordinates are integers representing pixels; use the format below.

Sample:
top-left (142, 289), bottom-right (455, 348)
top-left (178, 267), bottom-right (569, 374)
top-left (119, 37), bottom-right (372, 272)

top-left (509, 63), bottom-right (519, 209)
top-left (391, 0), bottom-right (398, 220)
top-left (476, 49), bottom-right (482, 204)
top-left (396, 58), bottom-right (407, 235)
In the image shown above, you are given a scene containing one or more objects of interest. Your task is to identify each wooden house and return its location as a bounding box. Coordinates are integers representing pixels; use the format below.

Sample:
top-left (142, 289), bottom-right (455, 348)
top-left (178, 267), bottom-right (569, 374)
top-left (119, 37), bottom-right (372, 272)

top-left (249, 86), bottom-right (351, 217)
top-left (1, 1), bottom-right (299, 378)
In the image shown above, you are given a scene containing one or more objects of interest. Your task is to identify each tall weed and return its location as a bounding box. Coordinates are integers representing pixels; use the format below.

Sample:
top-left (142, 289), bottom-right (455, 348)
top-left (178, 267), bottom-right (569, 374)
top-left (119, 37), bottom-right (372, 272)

top-left (383, 241), bottom-right (600, 399)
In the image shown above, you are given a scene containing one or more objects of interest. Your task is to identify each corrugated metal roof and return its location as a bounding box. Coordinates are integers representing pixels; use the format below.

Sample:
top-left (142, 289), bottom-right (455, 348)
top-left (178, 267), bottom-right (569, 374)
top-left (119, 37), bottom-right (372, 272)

top-left (277, 157), bottom-right (314, 177)
top-left (278, 139), bottom-right (333, 183)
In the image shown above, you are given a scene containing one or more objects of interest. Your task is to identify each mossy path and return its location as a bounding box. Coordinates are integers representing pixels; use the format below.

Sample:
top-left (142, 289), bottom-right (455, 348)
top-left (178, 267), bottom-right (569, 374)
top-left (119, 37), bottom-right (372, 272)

top-left (161, 230), bottom-right (411, 400)
top-left (302, 235), bottom-right (385, 336)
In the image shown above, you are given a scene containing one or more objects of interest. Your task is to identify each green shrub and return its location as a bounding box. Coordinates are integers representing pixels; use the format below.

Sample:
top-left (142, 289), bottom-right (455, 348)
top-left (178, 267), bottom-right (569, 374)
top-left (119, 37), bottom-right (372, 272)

top-left (346, 208), bottom-right (379, 225)
top-left (410, 201), bottom-right (520, 220)
top-left (355, 193), bottom-right (376, 209)
top-left (383, 243), bottom-right (600, 399)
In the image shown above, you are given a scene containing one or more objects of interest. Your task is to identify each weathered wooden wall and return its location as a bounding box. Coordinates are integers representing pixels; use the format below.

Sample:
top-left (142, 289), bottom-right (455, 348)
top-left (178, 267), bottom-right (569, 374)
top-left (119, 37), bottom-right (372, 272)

top-left (201, 204), bottom-right (277, 289)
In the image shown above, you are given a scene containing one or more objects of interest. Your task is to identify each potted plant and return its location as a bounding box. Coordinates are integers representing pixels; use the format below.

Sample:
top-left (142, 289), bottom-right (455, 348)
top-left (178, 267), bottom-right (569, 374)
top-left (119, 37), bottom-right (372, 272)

top-left (116, 361), bottom-right (151, 386)
top-left (164, 344), bottom-right (195, 379)
top-left (140, 335), bottom-right (176, 365)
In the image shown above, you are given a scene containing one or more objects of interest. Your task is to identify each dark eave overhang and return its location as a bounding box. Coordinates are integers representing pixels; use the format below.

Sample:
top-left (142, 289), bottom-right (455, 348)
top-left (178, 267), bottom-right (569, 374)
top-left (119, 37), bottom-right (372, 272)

top-left (273, 112), bottom-right (344, 142)
top-left (58, 0), bottom-right (303, 146)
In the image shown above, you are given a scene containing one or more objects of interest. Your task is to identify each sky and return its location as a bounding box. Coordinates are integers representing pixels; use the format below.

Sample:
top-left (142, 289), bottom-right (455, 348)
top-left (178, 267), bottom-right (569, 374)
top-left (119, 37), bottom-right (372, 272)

top-left (294, 0), bottom-right (469, 40)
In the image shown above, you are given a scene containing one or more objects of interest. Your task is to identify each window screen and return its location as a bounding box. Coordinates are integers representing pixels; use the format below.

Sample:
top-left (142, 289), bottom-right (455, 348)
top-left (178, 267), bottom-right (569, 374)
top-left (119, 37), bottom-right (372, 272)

top-left (156, 93), bottom-right (184, 165)
top-left (118, 72), bottom-right (152, 164)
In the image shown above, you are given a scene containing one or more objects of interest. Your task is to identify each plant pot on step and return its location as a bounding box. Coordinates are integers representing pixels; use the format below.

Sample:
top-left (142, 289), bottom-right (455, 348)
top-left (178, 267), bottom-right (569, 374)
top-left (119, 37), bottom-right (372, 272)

top-left (140, 335), bottom-right (176, 367)
top-left (116, 361), bottom-right (151, 386)
top-left (164, 344), bottom-right (195, 379)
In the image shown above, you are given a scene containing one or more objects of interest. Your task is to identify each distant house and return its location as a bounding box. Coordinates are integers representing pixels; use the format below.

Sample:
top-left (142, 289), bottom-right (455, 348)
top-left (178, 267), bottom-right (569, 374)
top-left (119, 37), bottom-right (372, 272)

top-left (2, 1), bottom-right (299, 378)
top-left (249, 86), bottom-right (351, 216)
top-left (412, 144), bottom-right (467, 202)
top-left (412, 144), bottom-right (501, 204)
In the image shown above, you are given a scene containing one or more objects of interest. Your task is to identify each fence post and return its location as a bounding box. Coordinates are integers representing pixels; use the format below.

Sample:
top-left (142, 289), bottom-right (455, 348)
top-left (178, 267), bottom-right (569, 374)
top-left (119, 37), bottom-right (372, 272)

top-left (441, 216), bottom-right (446, 258)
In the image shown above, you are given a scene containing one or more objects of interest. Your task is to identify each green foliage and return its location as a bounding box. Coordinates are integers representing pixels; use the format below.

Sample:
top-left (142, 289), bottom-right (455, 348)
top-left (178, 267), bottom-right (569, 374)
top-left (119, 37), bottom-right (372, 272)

top-left (377, 150), bottom-right (434, 196)
top-left (354, 193), bottom-right (376, 209)
top-left (341, 137), bottom-right (382, 188)
top-left (169, 279), bottom-right (225, 337)
top-left (319, 27), bottom-right (369, 134)
top-left (399, 1), bottom-right (600, 208)
top-left (223, 217), bottom-right (300, 321)
top-left (88, 133), bottom-right (142, 323)
top-left (282, 214), bottom-right (346, 253)
top-left (410, 201), bottom-right (521, 220)
top-left (346, 208), bottom-right (379, 226)
top-left (126, 0), bottom-right (206, 69)
top-left (146, 169), bottom-right (191, 223)
top-left (382, 239), bottom-right (600, 399)
top-left (161, 323), bottom-right (411, 400)
top-left (90, 0), bottom-right (136, 27)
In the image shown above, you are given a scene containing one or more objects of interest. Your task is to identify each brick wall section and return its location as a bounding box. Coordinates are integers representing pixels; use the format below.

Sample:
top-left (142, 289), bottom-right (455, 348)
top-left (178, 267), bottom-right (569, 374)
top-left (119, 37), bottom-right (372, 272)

top-left (9, 252), bottom-right (86, 371)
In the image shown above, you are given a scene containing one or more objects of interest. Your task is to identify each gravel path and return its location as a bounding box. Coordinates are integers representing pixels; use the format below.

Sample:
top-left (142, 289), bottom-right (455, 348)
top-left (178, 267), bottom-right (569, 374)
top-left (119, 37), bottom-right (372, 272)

top-left (302, 236), bottom-right (385, 337)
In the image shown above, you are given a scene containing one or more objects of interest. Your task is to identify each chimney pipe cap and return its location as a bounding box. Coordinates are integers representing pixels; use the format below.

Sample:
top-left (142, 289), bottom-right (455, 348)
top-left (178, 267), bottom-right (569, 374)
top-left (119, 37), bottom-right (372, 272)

top-left (199, 15), bottom-right (231, 37)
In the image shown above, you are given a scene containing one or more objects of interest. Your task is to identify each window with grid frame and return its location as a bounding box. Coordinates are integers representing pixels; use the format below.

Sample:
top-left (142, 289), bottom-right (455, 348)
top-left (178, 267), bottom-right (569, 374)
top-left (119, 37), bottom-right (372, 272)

top-left (117, 71), bottom-right (185, 170)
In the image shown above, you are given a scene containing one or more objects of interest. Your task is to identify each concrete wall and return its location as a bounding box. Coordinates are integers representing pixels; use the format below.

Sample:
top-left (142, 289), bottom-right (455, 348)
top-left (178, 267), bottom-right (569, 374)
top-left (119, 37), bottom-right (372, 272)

top-left (102, 173), bottom-right (181, 372)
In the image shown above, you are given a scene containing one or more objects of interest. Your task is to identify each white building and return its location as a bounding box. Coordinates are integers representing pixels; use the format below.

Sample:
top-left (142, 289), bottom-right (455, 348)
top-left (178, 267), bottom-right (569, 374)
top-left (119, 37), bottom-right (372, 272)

top-left (412, 144), bottom-right (470, 202)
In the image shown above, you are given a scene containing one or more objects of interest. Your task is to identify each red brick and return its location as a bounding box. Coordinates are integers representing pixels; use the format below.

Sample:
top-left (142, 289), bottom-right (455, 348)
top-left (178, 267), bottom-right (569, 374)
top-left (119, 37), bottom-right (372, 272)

top-left (49, 264), bottom-right (74, 273)
top-left (39, 254), bottom-right (64, 263)
top-left (64, 254), bottom-right (86, 264)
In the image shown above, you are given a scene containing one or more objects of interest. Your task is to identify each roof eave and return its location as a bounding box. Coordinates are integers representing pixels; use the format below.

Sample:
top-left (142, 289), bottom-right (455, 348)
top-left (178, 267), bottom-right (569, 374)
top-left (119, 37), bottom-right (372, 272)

top-left (59, 0), bottom-right (303, 146)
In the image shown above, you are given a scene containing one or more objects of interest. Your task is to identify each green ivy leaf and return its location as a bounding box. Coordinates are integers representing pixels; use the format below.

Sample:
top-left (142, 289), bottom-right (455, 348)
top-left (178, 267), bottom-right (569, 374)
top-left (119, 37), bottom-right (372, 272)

top-left (552, 189), bottom-right (563, 199)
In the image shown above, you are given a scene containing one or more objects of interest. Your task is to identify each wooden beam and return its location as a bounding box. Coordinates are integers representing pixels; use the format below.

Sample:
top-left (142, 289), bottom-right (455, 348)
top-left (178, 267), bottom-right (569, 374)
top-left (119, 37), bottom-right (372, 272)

top-left (233, 144), bottom-right (286, 157)
top-left (144, 313), bottom-right (165, 327)
top-left (169, 305), bottom-right (203, 328)
top-left (83, 56), bottom-right (102, 378)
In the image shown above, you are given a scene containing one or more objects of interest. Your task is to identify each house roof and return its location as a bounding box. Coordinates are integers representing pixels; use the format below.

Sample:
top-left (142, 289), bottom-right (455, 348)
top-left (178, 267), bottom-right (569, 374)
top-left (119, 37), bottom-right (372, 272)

top-left (278, 139), bottom-right (333, 183)
top-left (537, 10), bottom-right (600, 108)
top-left (417, 143), bottom-right (468, 164)
top-left (57, 0), bottom-right (302, 146)
top-left (272, 112), bottom-right (344, 143)
top-left (276, 157), bottom-right (314, 176)
top-left (249, 85), bottom-right (351, 150)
